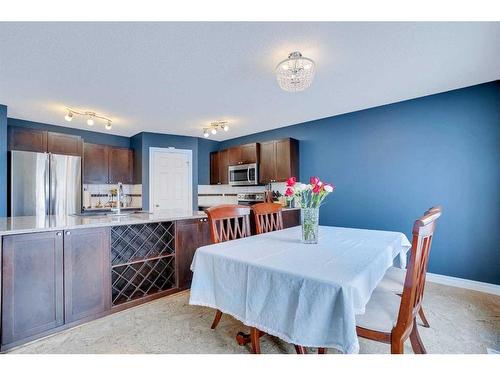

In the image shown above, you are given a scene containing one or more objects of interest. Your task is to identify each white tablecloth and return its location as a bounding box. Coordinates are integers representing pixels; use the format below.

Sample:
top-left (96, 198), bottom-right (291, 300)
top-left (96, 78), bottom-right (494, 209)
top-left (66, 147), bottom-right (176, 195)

top-left (189, 225), bottom-right (411, 353)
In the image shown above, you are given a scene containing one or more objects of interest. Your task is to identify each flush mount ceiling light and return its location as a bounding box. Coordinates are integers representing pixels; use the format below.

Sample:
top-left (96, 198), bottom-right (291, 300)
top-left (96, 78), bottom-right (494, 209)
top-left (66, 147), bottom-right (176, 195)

top-left (202, 121), bottom-right (229, 138)
top-left (275, 51), bottom-right (316, 92)
top-left (64, 108), bottom-right (113, 131)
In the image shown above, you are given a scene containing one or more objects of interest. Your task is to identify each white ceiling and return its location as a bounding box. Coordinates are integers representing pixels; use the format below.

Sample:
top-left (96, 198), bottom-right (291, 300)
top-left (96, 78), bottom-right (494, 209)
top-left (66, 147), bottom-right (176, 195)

top-left (0, 22), bottom-right (498, 140)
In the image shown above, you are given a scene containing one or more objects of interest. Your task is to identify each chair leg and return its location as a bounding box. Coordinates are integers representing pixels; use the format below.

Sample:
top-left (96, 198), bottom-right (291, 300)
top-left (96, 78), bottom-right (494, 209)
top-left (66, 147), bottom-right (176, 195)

top-left (318, 347), bottom-right (327, 354)
top-left (418, 306), bottom-right (430, 328)
top-left (390, 338), bottom-right (404, 354)
top-left (210, 309), bottom-right (223, 329)
top-left (409, 320), bottom-right (427, 354)
top-left (250, 327), bottom-right (261, 354)
top-left (294, 345), bottom-right (308, 354)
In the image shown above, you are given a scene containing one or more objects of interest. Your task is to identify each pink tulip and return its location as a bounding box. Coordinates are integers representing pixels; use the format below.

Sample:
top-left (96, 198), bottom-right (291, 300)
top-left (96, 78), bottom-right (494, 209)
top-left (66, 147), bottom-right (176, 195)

top-left (310, 176), bottom-right (320, 185)
top-left (285, 187), bottom-right (295, 197)
top-left (286, 177), bottom-right (297, 186)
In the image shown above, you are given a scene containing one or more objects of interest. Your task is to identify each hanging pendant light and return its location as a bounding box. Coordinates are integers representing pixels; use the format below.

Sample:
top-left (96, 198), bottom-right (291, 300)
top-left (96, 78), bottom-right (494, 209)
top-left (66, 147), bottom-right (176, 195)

top-left (275, 51), bottom-right (316, 92)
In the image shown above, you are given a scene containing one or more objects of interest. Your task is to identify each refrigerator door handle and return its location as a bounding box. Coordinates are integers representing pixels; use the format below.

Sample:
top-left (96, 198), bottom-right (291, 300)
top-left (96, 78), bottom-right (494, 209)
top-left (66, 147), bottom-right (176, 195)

top-left (49, 153), bottom-right (57, 215)
top-left (45, 153), bottom-right (50, 215)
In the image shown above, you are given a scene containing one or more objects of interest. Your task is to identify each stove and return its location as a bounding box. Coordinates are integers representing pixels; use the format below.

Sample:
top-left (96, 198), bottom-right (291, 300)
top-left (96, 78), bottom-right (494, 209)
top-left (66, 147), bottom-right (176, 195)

top-left (237, 192), bottom-right (265, 206)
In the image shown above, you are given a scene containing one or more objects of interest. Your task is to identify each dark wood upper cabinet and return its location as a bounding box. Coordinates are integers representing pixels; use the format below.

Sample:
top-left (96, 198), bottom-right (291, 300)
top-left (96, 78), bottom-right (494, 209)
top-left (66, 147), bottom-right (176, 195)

top-left (259, 141), bottom-right (276, 184)
top-left (176, 218), bottom-right (211, 290)
top-left (64, 227), bottom-right (111, 324)
top-left (228, 143), bottom-right (259, 166)
top-left (47, 132), bottom-right (83, 156)
top-left (210, 149), bottom-right (229, 184)
top-left (83, 144), bottom-right (134, 184)
top-left (8, 126), bottom-right (48, 153)
top-left (108, 147), bottom-right (133, 184)
top-left (227, 147), bottom-right (241, 166)
top-left (8, 126), bottom-right (82, 156)
top-left (1, 231), bottom-right (64, 347)
top-left (83, 143), bottom-right (109, 183)
top-left (259, 138), bottom-right (299, 183)
top-left (210, 152), bottom-right (220, 185)
top-left (219, 149), bottom-right (229, 184)
top-left (275, 138), bottom-right (299, 181)
top-left (240, 143), bottom-right (259, 164)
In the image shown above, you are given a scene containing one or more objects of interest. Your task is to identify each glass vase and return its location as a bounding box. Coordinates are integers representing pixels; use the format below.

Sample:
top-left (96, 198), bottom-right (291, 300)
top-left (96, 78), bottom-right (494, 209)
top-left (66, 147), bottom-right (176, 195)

top-left (301, 208), bottom-right (319, 244)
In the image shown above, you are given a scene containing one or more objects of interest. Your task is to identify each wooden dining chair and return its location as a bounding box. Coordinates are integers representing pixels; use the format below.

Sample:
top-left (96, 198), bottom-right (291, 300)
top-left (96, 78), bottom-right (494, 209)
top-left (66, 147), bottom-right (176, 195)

top-left (377, 206), bottom-right (441, 328)
top-left (252, 202), bottom-right (284, 234)
top-left (318, 207), bottom-right (441, 354)
top-left (204, 204), bottom-right (251, 330)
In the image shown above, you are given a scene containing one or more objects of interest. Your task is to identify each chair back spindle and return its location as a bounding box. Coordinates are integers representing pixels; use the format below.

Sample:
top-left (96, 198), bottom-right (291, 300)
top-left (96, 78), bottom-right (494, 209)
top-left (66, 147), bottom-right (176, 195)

top-left (205, 205), bottom-right (251, 244)
top-left (251, 203), bottom-right (284, 234)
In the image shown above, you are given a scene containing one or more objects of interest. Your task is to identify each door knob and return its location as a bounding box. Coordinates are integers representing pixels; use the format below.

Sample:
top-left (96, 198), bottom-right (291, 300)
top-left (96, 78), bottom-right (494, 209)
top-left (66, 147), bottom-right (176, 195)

top-left (155, 204), bottom-right (159, 208)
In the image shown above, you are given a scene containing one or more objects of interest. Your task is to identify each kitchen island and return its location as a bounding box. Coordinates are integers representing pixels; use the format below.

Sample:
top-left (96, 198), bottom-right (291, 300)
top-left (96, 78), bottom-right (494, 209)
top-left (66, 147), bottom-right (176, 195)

top-left (0, 208), bottom-right (300, 351)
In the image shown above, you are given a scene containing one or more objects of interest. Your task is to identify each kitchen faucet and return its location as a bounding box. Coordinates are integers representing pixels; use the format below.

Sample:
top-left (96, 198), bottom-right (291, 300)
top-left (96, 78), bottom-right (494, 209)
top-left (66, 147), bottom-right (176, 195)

top-left (112, 182), bottom-right (124, 215)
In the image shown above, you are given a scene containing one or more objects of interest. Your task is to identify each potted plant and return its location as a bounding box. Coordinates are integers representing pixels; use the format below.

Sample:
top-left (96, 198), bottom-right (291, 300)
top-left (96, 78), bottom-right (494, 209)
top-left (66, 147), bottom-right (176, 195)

top-left (284, 176), bottom-right (335, 243)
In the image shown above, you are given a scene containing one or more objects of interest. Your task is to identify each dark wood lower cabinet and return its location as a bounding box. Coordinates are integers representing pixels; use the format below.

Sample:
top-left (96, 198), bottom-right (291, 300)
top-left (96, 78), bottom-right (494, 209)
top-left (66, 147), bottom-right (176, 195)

top-left (64, 227), bottom-right (111, 323)
top-left (282, 209), bottom-right (300, 229)
top-left (1, 231), bottom-right (64, 348)
top-left (176, 218), bottom-right (211, 289)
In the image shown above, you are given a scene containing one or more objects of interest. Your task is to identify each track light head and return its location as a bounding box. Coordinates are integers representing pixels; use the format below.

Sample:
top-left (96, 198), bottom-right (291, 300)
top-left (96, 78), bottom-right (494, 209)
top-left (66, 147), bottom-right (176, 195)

top-left (105, 121), bottom-right (112, 130)
top-left (86, 116), bottom-right (94, 126)
top-left (64, 111), bottom-right (73, 122)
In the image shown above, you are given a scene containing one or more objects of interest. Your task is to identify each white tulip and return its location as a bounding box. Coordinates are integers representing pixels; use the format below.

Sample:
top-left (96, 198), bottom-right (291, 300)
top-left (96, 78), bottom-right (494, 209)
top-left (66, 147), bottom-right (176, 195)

top-left (324, 185), bottom-right (334, 193)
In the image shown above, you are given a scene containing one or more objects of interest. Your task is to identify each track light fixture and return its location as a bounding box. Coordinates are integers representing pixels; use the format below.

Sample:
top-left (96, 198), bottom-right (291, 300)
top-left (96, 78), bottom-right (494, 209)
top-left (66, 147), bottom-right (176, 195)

top-left (202, 121), bottom-right (229, 138)
top-left (64, 108), bottom-right (113, 131)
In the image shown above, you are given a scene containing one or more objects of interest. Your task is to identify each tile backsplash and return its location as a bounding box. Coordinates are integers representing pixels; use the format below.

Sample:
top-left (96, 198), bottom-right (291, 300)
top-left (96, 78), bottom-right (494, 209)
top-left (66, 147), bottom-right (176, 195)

top-left (197, 183), bottom-right (287, 208)
top-left (83, 184), bottom-right (142, 210)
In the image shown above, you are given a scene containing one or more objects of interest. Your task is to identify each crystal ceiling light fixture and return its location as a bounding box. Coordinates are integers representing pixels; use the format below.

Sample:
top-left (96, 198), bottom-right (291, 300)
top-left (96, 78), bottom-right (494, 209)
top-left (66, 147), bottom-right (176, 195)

top-left (275, 51), bottom-right (316, 92)
top-left (202, 121), bottom-right (229, 138)
top-left (64, 108), bottom-right (113, 130)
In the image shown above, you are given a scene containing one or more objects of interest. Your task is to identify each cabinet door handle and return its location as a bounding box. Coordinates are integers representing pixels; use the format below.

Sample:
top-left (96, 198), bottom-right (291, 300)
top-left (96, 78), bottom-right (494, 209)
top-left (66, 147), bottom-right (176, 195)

top-left (66, 231), bottom-right (71, 235)
top-left (56, 232), bottom-right (62, 236)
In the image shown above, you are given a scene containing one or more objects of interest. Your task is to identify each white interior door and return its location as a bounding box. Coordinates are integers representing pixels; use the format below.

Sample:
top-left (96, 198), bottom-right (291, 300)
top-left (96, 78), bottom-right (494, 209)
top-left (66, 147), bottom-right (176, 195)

top-left (149, 148), bottom-right (192, 213)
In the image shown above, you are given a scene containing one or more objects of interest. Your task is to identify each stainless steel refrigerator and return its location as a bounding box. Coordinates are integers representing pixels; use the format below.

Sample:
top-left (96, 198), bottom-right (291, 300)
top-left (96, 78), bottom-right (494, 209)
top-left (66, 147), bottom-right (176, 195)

top-left (10, 150), bottom-right (82, 216)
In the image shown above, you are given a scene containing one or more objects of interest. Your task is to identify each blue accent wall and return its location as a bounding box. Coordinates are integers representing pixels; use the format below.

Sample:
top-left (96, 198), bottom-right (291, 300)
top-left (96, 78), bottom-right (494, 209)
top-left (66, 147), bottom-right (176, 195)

top-left (219, 81), bottom-right (500, 285)
top-left (198, 138), bottom-right (220, 184)
top-left (131, 132), bottom-right (199, 211)
top-left (0, 105), bottom-right (7, 216)
top-left (8, 118), bottom-right (130, 148)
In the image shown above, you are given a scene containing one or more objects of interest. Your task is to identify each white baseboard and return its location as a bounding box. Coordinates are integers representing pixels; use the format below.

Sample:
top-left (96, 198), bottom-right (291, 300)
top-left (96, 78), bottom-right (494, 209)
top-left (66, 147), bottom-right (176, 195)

top-left (426, 272), bottom-right (500, 296)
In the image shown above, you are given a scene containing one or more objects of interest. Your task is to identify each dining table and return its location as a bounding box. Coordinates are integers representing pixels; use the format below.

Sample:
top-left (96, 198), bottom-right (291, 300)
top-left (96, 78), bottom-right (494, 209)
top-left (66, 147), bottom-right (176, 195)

top-left (189, 225), bottom-right (412, 354)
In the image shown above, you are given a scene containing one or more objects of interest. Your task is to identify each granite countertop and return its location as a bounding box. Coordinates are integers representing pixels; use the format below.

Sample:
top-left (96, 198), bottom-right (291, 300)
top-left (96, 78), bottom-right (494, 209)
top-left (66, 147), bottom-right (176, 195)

top-left (0, 210), bottom-right (207, 236)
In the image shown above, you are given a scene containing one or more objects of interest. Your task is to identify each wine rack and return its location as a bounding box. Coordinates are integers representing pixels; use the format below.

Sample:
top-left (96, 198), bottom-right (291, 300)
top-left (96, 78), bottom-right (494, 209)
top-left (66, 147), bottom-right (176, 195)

top-left (110, 222), bottom-right (176, 306)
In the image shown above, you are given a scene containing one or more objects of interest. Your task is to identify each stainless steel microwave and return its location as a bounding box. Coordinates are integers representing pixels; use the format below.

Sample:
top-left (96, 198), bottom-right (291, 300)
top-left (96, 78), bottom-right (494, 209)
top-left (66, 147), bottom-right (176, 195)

top-left (228, 163), bottom-right (259, 186)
